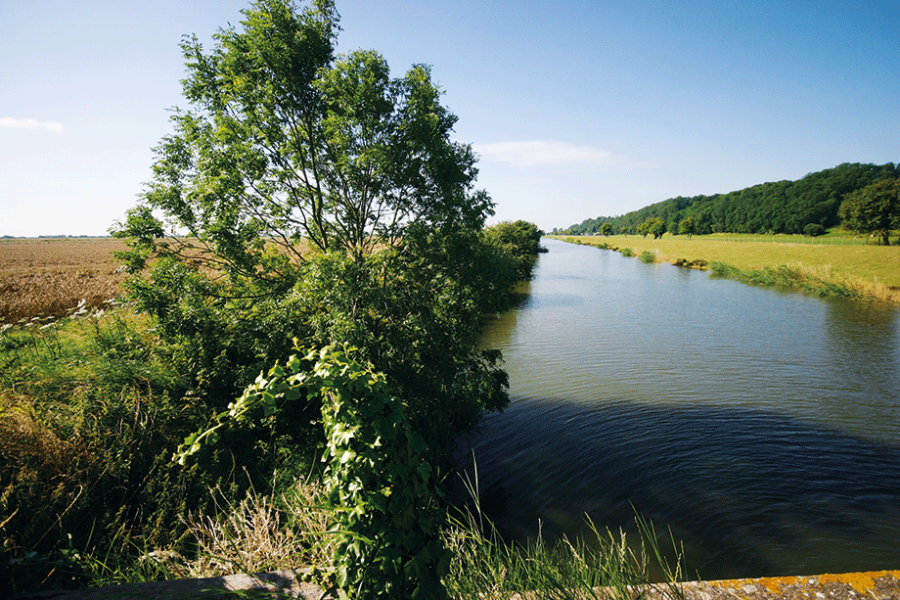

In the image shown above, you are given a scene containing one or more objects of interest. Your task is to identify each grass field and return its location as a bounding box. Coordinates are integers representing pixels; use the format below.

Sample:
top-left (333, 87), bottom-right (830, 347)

top-left (0, 238), bottom-right (128, 323)
top-left (552, 234), bottom-right (900, 301)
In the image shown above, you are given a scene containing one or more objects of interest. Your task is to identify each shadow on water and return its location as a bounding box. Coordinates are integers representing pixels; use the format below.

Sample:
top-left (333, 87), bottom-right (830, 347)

top-left (455, 399), bottom-right (900, 581)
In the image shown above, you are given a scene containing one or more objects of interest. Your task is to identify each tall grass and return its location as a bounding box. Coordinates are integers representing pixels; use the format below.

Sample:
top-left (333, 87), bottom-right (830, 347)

top-left (0, 304), bottom-right (207, 594)
top-left (444, 513), bottom-right (685, 600)
top-left (142, 476), bottom-right (333, 582)
top-left (440, 464), bottom-right (685, 600)
top-left (140, 474), bottom-right (686, 600)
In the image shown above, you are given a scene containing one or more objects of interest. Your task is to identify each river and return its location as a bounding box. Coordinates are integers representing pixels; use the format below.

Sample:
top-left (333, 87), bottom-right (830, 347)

top-left (458, 237), bottom-right (900, 580)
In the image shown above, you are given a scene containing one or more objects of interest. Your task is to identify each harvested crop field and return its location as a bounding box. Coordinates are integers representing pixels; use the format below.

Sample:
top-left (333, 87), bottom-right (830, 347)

top-left (0, 238), bottom-right (128, 323)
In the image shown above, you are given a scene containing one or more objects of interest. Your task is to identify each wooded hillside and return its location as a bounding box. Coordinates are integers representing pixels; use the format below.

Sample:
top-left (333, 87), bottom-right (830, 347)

top-left (558, 162), bottom-right (898, 236)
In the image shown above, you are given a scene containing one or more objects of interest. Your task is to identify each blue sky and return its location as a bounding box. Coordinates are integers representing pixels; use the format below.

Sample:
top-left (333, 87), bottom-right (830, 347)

top-left (1, 0), bottom-right (897, 237)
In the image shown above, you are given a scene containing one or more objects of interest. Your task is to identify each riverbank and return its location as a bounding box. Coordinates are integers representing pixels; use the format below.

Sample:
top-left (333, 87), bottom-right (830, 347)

top-left (17, 569), bottom-right (900, 599)
top-left (551, 235), bottom-right (900, 302)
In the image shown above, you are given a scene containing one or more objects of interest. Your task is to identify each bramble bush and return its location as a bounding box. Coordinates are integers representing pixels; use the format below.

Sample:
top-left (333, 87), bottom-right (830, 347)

top-left (179, 344), bottom-right (450, 599)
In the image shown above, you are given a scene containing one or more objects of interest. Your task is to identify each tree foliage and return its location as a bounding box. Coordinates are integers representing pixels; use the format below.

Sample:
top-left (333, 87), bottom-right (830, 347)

top-left (559, 162), bottom-right (899, 236)
top-left (119, 0), bottom-right (490, 269)
top-left (637, 217), bottom-right (665, 239)
top-left (838, 179), bottom-right (900, 245)
top-left (111, 0), bottom-right (534, 474)
top-left (678, 216), bottom-right (696, 238)
top-left (482, 220), bottom-right (546, 280)
top-left (15, 2), bottom-right (543, 596)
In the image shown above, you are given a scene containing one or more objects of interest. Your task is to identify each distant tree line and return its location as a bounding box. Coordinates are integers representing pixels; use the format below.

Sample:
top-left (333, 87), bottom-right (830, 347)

top-left (557, 162), bottom-right (899, 238)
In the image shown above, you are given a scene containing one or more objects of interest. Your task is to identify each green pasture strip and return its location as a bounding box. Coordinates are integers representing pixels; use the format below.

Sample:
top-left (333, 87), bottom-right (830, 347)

top-left (554, 235), bottom-right (900, 289)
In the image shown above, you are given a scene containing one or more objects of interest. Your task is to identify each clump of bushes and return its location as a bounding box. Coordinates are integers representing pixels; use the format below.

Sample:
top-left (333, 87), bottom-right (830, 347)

top-left (803, 223), bottom-right (826, 237)
top-left (673, 258), bottom-right (708, 269)
top-left (483, 220), bottom-right (547, 280)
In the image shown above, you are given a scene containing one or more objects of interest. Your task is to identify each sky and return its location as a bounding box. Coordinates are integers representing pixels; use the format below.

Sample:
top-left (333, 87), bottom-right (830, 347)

top-left (1, 0), bottom-right (897, 237)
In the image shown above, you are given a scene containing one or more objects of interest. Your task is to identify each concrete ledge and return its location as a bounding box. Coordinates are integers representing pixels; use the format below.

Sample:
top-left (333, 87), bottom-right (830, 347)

top-left (512, 570), bottom-right (900, 600)
top-left (12, 569), bottom-right (900, 599)
top-left (8, 569), bottom-right (321, 600)
top-left (665, 571), bottom-right (900, 600)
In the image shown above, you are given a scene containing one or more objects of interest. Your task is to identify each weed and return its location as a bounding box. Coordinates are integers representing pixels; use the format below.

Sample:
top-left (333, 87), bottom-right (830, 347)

top-left (145, 476), bottom-right (333, 581)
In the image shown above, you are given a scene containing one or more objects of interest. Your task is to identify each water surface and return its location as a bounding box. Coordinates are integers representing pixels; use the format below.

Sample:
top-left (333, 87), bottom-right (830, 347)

top-left (459, 238), bottom-right (900, 580)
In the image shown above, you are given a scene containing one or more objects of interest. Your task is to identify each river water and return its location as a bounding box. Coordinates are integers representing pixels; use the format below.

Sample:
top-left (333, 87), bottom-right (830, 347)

top-left (458, 238), bottom-right (900, 580)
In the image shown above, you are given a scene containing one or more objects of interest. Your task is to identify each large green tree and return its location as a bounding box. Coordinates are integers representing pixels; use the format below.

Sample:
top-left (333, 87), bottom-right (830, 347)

top-left (118, 0), bottom-right (490, 272)
top-left (638, 217), bottom-right (666, 239)
top-left (839, 179), bottom-right (900, 246)
top-left (482, 220), bottom-right (546, 280)
top-left (678, 216), bottom-right (696, 238)
top-left (112, 0), bottom-right (516, 468)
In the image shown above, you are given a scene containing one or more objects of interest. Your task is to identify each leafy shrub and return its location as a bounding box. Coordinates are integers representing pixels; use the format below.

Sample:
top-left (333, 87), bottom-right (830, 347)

top-left (180, 345), bottom-right (451, 599)
top-left (482, 220), bottom-right (546, 280)
top-left (803, 223), bottom-right (826, 237)
top-left (639, 250), bottom-right (656, 263)
top-left (621, 248), bottom-right (634, 257)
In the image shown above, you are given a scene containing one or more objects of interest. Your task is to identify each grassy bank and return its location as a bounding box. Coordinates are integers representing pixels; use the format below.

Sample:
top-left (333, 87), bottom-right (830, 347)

top-left (1, 303), bottom-right (687, 597)
top-left (553, 234), bottom-right (900, 302)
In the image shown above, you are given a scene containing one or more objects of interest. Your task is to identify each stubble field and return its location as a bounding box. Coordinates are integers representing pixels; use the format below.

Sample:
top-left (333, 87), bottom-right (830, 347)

top-left (0, 238), bottom-right (128, 323)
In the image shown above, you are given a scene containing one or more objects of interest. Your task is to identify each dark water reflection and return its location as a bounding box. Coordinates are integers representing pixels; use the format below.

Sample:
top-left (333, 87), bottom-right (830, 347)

top-left (457, 238), bottom-right (900, 580)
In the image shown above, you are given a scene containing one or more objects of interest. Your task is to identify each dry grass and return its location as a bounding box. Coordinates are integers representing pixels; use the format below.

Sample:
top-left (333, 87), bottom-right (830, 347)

top-left (144, 479), bottom-right (334, 580)
top-left (0, 391), bottom-right (96, 563)
top-left (560, 235), bottom-right (900, 302)
top-left (0, 238), bottom-right (128, 323)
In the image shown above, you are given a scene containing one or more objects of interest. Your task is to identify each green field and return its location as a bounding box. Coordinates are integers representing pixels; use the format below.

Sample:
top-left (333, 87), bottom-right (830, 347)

top-left (552, 234), bottom-right (900, 300)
